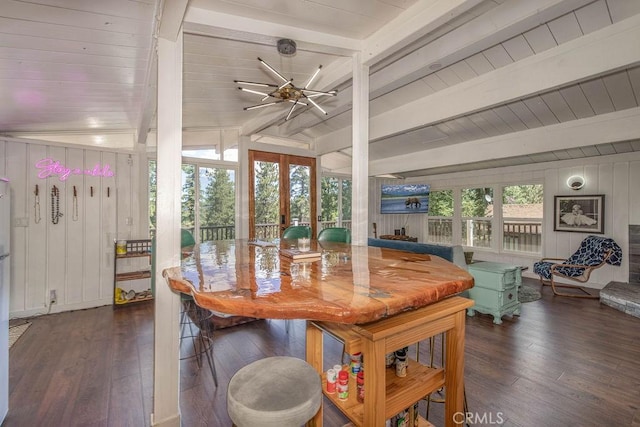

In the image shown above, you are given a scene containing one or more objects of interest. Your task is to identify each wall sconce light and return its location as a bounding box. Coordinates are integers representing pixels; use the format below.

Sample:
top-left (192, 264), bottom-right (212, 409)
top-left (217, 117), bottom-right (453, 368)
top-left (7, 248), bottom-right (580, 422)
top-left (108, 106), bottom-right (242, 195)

top-left (566, 175), bottom-right (585, 190)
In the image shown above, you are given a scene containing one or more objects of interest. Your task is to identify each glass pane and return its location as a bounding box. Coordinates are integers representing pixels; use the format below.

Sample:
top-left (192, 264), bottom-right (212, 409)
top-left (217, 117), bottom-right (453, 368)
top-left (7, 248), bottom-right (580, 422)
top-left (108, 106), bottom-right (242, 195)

top-left (223, 129), bottom-right (239, 162)
top-left (182, 148), bottom-right (221, 160)
top-left (181, 164), bottom-right (196, 236)
top-left (502, 184), bottom-right (543, 253)
top-left (427, 190), bottom-right (453, 244)
top-left (289, 164), bottom-right (311, 226)
top-left (321, 177), bottom-right (339, 230)
top-left (427, 219), bottom-right (452, 244)
top-left (462, 219), bottom-right (492, 248)
top-left (461, 187), bottom-right (493, 248)
top-left (224, 143), bottom-right (239, 162)
top-left (341, 179), bottom-right (352, 230)
top-left (254, 160), bottom-right (280, 239)
top-left (428, 190), bottom-right (453, 216)
top-left (199, 167), bottom-right (236, 242)
top-left (148, 160), bottom-right (157, 237)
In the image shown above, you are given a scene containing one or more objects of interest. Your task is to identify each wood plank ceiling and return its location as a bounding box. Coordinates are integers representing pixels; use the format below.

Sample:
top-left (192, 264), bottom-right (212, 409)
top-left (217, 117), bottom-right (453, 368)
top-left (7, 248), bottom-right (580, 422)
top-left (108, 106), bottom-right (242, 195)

top-left (1, 0), bottom-right (640, 177)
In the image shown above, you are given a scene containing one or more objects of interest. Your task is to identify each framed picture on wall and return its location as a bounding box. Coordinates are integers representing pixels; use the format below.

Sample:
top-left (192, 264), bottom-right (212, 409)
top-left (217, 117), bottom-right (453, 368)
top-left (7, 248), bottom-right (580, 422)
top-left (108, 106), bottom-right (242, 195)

top-left (554, 195), bottom-right (604, 234)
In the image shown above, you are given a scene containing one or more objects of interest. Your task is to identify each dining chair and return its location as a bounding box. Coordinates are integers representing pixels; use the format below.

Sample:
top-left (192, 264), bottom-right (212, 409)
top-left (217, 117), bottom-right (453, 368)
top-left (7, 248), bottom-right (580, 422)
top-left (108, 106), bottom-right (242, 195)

top-left (181, 296), bottom-right (218, 386)
top-left (282, 225), bottom-right (312, 240)
top-left (317, 227), bottom-right (351, 243)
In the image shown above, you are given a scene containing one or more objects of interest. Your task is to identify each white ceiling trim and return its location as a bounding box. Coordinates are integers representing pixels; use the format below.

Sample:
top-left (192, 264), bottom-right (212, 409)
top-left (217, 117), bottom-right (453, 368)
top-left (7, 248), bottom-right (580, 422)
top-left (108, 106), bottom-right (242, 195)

top-left (369, 107), bottom-right (640, 176)
top-left (183, 6), bottom-right (361, 52)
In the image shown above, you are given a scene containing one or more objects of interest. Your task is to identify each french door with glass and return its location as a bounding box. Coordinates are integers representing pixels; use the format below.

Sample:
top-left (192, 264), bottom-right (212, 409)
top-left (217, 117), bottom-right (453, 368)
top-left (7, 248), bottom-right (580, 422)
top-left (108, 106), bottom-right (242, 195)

top-left (248, 150), bottom-right (317, 239)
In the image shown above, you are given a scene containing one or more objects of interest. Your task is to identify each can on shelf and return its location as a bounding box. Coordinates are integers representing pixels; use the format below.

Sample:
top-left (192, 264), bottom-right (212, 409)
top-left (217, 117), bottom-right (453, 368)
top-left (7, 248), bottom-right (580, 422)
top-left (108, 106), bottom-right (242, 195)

top-left (116, 240), bottom-right (127, 255)
top-left (337, 369), bottom-right (349, 401)
top-left (395, 348), bottom-right (408, 377)
top-left (385, 352), bottom-right (396, 368)
top-left (356, 370), bottom-right (364, 403)
top-left (349, 352), bottom-right (362, 377)
top-left (326, 368), bottom-right (337, 394)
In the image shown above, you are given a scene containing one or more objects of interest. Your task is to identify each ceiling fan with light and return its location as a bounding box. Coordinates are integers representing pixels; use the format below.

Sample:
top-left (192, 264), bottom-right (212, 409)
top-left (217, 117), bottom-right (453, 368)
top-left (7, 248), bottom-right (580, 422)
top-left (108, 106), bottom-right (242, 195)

top-left (234, 39), bottom-right (337, 121)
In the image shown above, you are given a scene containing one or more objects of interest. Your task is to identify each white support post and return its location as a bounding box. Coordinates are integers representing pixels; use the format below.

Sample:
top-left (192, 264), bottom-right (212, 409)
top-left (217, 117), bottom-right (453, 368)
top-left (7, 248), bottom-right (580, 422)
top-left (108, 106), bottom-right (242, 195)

top-left (351, 52), bottom-right (369, 246)
top-left (151, 32), bottom-right (183, 427)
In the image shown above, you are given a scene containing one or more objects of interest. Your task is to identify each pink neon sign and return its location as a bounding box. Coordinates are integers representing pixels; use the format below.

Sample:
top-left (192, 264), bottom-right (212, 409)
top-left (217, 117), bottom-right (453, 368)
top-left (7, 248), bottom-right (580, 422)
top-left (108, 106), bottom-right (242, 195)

top-left (35, 158), bottom-right (115, 181)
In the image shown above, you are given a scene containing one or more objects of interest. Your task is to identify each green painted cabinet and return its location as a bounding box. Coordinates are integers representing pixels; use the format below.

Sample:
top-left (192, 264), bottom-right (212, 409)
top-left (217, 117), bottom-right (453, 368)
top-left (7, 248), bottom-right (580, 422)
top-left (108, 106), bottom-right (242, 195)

top-left (467, 261), bottom-right (522, 324)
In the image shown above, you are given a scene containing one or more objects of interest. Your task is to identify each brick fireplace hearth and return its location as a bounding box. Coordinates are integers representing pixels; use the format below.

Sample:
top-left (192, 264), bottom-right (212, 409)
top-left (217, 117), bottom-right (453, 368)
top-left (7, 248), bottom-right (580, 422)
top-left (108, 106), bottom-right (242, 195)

top-left (599, 225), bottom-right (640, 318)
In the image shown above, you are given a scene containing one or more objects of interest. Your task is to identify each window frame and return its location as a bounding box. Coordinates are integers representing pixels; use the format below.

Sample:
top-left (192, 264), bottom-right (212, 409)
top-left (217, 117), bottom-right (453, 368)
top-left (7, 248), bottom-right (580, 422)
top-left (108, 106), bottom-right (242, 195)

top-left (425, 182), bottom-right (543, 256)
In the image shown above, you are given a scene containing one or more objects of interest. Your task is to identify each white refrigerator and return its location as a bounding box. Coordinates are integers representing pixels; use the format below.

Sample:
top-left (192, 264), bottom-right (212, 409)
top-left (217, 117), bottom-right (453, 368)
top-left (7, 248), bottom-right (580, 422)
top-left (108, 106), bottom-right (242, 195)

top-left (0, 177), bottom-right (9, 423)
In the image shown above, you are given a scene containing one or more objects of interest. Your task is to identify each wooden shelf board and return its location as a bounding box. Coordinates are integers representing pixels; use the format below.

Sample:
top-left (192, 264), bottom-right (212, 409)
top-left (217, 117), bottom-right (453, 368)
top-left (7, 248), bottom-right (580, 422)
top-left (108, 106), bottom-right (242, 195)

top-left (115, 270), bottom-right (151, 281)
top-left (114, 294), bottom-right (153, 306)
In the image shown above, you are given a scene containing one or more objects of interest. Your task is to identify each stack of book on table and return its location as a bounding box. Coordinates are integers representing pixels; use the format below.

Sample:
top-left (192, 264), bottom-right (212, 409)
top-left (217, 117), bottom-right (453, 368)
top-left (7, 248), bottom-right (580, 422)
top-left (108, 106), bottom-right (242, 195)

top-left (279, 248), bottom-right (322, 261)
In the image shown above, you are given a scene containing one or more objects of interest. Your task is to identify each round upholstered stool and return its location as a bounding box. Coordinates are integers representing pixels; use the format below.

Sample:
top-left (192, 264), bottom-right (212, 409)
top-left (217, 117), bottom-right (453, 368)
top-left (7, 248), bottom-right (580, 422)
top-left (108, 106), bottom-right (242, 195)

top-left (227, 356), bottom-right (322, 427)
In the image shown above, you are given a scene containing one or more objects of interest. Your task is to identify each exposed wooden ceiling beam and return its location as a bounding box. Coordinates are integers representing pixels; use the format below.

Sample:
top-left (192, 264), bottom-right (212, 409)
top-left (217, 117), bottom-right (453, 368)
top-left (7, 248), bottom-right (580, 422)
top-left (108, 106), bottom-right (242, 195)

top-left (368, 107), bottom-right (640, 176)
top-left (316, 14), bottom-right (640, 154)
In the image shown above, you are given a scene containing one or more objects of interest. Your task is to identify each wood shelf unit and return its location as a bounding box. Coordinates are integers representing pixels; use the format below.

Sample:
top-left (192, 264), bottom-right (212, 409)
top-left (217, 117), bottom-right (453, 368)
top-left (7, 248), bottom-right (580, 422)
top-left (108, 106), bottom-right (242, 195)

top-left (113, 239), bottom-right (153, 306)
top-left (307, 296), bottom-right (473, 427)
top-left (322, 361), bottom-right (444, 426)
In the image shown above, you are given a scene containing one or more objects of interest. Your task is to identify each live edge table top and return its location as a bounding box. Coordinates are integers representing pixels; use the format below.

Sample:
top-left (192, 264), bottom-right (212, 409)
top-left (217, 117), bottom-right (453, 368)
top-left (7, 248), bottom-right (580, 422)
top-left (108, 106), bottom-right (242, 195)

top-left (163, 239), bottom-right (474, 325)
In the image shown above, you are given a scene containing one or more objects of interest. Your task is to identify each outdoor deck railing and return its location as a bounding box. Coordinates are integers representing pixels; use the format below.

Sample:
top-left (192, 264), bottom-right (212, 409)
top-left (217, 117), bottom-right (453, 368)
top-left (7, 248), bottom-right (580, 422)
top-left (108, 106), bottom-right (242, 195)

top-left (162, 219), bottom-right (540, 252)
top-left (427, 218), bottom-right (542, 253)
top-left (154, 221), bottom-right (353, 242)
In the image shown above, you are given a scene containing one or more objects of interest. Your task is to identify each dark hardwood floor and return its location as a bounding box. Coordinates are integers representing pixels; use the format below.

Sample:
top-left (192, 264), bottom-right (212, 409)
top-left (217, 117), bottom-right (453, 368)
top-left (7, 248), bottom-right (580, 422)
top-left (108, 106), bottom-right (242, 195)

top-left (5, 278), bottom-right (640, 427)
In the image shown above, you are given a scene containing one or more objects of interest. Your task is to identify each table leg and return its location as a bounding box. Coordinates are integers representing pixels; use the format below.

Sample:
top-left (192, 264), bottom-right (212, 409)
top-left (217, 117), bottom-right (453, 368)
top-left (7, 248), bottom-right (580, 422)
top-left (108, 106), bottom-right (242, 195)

top-left (306, 321), bottom-right (324, 427)
top-left (444, 310), bottom-right (466, 426)
top-left (362, 338), bottom-right (387, 427)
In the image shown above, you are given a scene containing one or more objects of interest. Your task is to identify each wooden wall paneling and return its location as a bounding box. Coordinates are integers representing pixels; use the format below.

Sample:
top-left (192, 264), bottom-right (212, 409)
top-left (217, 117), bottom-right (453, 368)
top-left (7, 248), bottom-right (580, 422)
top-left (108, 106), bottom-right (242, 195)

top-left (64, 148), bottom-right (84, 304)
top-left (611, 161), bottom-right (629, 283)
top-left (630, 161), bottom-right (640, 224)
top-left (100, 152), bottom-right (117, 301)
top-left (116, 153), bottom-right (132, 237)
top-left (543, 168), bottom-right (559, 256)
top-left (6, 143), bottom-right (29, 309)
top-left (597, 162), bottom-right (613, 236)
top-left (583, 163), bottom-right (600, 195)
top-left (46, 146), bottom-right (67, 308)
top-left (26, 144), bottom-right (48, 312)
top-left (6, 143), bottom-right (27, 312)
top-left (83, 150), bottom-right (103, 302)
top-left (589, 162), bottom-right (615, 287)
top-left (128, 153), bottom-right (144, 238)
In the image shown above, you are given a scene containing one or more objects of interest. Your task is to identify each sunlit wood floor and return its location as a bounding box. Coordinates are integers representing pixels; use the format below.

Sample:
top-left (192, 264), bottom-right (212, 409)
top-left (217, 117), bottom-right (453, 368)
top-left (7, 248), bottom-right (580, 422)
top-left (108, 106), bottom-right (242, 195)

top-left (5, 277), bottom-right (640, 426)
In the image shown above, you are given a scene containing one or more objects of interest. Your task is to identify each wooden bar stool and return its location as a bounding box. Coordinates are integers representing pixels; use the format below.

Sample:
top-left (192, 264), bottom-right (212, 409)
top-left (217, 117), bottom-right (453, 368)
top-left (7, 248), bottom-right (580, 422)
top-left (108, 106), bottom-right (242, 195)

top-left (227, 356), bottom-right (322, 427)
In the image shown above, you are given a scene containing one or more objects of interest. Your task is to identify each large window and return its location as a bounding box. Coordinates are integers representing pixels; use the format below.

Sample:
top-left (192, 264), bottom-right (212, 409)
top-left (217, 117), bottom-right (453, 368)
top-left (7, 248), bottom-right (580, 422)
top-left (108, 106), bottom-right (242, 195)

top-left (199, 166), bottom-right (236, 241)
top-left (149, 157), bottom-right (237, 241)
top-left (427, 189), bottom-right (453, 244)
top-left (424, 183), bottom-right (543, 254)
top-left (462, 187), bottom-right (493, 248)
top-left (502, 184), bottom-right (543, 253)
top-left (320, 176), bottom-right (352, 230)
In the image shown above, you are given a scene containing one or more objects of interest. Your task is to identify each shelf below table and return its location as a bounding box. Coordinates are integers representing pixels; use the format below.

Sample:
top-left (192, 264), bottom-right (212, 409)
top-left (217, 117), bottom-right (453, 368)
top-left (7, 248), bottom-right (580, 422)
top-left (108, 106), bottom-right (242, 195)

top-left (322, 361), bottom-right (444, 426)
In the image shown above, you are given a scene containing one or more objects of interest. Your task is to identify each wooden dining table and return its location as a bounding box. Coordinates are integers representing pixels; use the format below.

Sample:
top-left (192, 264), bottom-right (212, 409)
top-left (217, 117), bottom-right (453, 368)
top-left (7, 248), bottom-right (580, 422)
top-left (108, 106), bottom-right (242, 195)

top-left (163, 238), bottom-right (475, 426)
